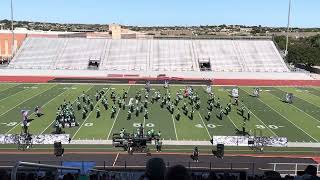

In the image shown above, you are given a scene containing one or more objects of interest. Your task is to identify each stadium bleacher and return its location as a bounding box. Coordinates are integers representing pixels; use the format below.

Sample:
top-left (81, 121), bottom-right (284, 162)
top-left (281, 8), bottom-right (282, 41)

top-left (150, 39), bottom-right (196, 72)
top-left (102, 39), bottom-right (149, 71)
top-left (9, 37), bottom-right (289, 73)
top-left (54, 38), bottom-right (106, 70)
top-left (11, 38), bottom-right (67, 69)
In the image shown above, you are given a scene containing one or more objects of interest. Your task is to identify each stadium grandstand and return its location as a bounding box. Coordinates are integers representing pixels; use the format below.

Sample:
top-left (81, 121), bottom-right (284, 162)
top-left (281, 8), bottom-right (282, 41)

top-left (9, 37), bottom-right (289, 73)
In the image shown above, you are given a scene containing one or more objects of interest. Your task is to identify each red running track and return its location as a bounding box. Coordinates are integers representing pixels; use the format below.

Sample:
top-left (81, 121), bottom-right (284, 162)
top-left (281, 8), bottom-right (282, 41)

top-left (0, 76), bottom-right (54, 83)
top-left (0, 76), bottom-right (320, 86)
top-left (213, 79), bottom-right (320, 86)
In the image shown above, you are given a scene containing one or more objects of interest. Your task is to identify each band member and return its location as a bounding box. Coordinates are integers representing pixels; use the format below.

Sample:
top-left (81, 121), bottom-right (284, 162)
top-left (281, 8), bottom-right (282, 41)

top-left (156, 139), bottom-right (163, 152)
top-left (96, 106), bottom-right (100, 118)
top-left (242, 121), bottom-right (246, 136)
top-left (35, 106), bottom-right (41, 117)
top-left (206, 111), bottom-right (211, 121)
top-left (111, 106), bottom-right (116, 118)
top-left (191, 147), bottom-right (199, 162)
top-left (139, 123), bottom-right (144, 137)
top-left (176, 108), bottom-right (181, 120)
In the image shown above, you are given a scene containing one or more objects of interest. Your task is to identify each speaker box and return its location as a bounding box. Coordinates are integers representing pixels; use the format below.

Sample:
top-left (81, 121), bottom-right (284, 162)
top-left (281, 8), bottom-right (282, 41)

top-left (216, 144), bottom-right (224, 158)
top-left (248, 140), bottom-right (254, 145)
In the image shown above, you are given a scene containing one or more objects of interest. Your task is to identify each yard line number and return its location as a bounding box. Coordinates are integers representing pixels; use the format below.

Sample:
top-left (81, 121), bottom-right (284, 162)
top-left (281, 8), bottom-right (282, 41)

top-left (1, 122), bottom-right (18, 127)
top-left (195, 124), bottom-right (217, 129)
top-left (84, 123), bottom-right (93, 127)
top-left (133, 123), bottom-right (154, 128)
top-left (255, 125), bottom-right (283, 129)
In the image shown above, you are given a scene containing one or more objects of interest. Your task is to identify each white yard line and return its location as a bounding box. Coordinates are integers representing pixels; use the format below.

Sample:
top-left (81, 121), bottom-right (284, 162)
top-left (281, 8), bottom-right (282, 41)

top-left (198, 86), bottom-right (214, 139)
top-left (113, 153), bottom-right (119, 167)
top-left (0, 86), bottom-right (33, 103)
top-left (106, 109), bottom-right (121, 140)
top-left (142, 116), bottom-right (146, 137)
top-left (0, 84), bottom-right (19, 94)
top-left (237, 94), bottom-right (278, 137)
top-left (197, 111), bottom-right (212, 139)
top-left (72, 87), bottom-right (107, 139)
top-left (106, 86), bottom-right (131, 140)
top-left (170, 115), bottom-right (179, 141)
top-left (278, 87), bottom-right (320, 109)
top-left (311, 87), bottom-right (320, 93)
top-left (143, 117), bottom-right (146, 129)
top-left (298, 94), bottom-right (320, 109)
top-left (268, 92), bottom-right (320, 124)
top-left (226, 115), bottom-right (238, 130)
top-left (5, 85), bottom-right (58, 134)
top-left (201, 86), bottom-right (238, 132)
top-left (257, 94), bottom-right (319, 142)
top-left (167, 87), bottom-right (179, 140)
top-left (40, 86), bottom-right (94, 134)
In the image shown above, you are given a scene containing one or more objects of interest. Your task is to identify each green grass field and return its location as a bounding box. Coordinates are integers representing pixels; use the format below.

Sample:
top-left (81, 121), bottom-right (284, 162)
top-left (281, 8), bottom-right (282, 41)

top-left (0, 83), bottom-right (320, 143)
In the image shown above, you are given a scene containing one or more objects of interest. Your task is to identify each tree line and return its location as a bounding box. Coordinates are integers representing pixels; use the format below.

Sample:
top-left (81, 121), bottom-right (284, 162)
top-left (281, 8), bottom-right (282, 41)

top-left (274, 35), bottom-right (320, 67)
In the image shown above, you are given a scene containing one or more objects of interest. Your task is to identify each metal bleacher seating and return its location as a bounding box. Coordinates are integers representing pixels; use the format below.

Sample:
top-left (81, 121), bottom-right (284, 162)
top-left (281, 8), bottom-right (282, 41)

top-left (9, 38), bottom-right (66, 69)
top-left (101, 39), bottom-right (149, 71)
top-left (54, 38), bottom-right (106, 70)
top-left (150, 40), bottom-right (196, 72)
top-left (9, 37), bottom-right (289, 73)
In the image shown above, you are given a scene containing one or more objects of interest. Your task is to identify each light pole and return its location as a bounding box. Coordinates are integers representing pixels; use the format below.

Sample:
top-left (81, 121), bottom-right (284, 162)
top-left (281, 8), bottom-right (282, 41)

top-left (285, 0), bottom-right (292, 56)
top-left (11, 0), bottom-right (15, 58)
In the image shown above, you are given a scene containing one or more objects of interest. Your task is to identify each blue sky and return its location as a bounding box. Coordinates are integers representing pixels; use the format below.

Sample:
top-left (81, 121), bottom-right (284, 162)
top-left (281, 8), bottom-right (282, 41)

top-left (0, 0), bottom-right (319, 27)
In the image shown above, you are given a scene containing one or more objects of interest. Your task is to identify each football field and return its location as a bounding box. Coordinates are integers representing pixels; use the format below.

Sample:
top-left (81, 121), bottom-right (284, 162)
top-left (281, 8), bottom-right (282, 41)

top-left (0, 83), bottom-right (320, 143)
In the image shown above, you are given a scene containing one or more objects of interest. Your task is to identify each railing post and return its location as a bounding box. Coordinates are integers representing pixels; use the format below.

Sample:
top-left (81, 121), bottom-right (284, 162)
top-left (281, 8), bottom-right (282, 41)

top-left (230, 163), bottom-right (233, 170)
top-left (188, 161), bottom-right (191, 169)
top-left (104, 161), bottom-right (106, 170)
top-left (38, 161), bottom-right (41, 175)
top-left (60, 161), bottom-right (63, 175)
top-left (273, 164), bottom-right (277, 171)
top-left (82, 161), bottom-right (85, 175)
top-left (252, 163), bottom-right (255, 176)
top-left (295, 164), bottom-right (298, 176)
top-left (317, 164), bottom-right (319, 176)
top-left (125, 161), bottom-right (127, 169)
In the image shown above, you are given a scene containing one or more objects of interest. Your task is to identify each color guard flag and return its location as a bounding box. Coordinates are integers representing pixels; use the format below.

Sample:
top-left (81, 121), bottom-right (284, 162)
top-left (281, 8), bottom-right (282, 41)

top-left (21, 110), bottom-right (30, 121)
top-left (231, 88), bottom-right (239, 98)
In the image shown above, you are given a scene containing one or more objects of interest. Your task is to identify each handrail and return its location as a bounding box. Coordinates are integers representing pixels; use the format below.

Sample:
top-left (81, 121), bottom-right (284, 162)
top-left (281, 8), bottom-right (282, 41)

top-left (11, 161), bottom-right (81, 180)
top-left (269, 163), bottom-right (320, 176)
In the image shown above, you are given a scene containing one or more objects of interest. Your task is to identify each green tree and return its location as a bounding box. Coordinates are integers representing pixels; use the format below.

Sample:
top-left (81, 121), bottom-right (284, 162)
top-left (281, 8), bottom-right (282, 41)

top-left (287, 43), bottom-right (319, 67)
top-left (274, 36), bottom-right (287, 50)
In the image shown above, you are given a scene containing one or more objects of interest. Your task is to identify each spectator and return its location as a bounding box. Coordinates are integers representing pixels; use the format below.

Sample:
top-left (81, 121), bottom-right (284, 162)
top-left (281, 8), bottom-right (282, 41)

top-left (284, 175), bottom-right (294, 180)
top-left (293, 171), bottom-right (305, 180)
top-left (207, 172), bottom-right (218, 180)
top-left (0, 169), bottom-right (9, 180)
top-left (139, 158), bottom-right (166, 180)
top-left (301, 165), bottom-right (319, 180)
top-left (165, 165), bottom-right (190, 180)
top-left (26, 173), bottom-right (36, 180)
top-left (63, 173), bottom-right (75, 180)
top-left (264, 170), bottom-right (282, 180)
